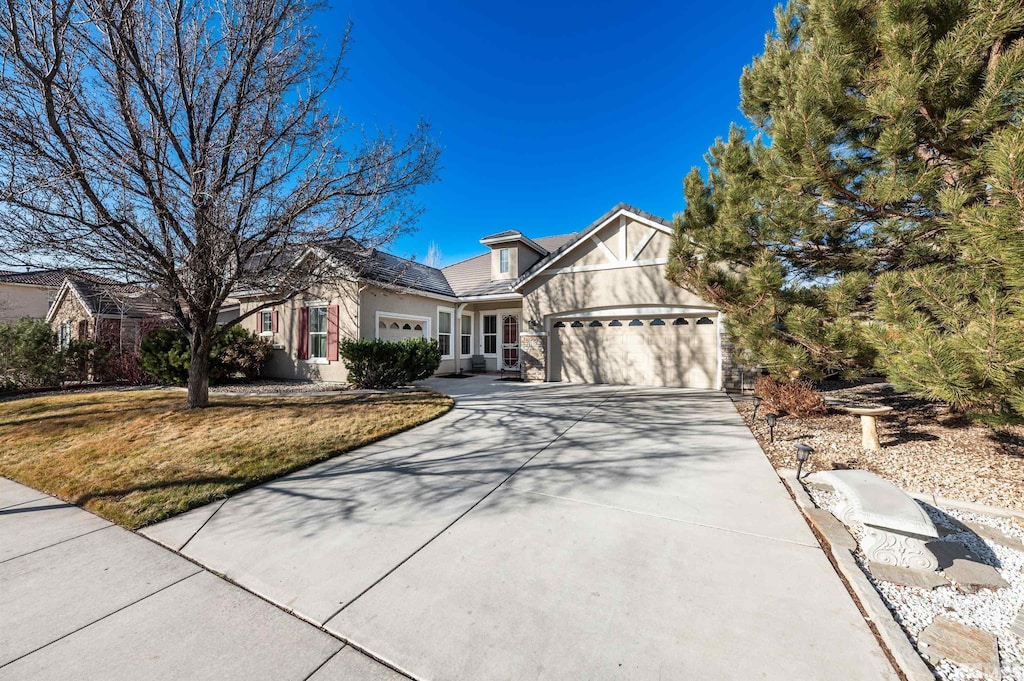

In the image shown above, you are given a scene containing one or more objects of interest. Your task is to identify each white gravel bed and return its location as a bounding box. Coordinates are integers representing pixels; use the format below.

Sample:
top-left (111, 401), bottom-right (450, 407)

top-left (808, 486), bottom-right (1024, 681)
top-left (208, 380), bottom-right (350, 395)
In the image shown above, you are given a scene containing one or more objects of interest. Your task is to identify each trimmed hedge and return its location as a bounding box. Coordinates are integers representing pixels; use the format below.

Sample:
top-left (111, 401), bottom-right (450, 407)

top-left (139, 325), bottom-right (273, 386)
top-left (340, 337), bottom-right (441, 389)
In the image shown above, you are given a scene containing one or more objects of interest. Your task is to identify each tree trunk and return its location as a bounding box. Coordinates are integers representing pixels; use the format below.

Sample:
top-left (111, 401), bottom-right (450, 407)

top-left (186, 331), bottom-right (213, 409)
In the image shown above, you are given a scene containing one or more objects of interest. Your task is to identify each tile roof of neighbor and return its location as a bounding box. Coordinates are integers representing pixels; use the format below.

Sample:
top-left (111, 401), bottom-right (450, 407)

top-left (441, 233), bottom-right (578, 297)
top-left (67, 279), bottom-right (164, 318)
top-left (322, 243), bottom-right (457, 298)
top-left (0, 268), bottom-right (126, 288)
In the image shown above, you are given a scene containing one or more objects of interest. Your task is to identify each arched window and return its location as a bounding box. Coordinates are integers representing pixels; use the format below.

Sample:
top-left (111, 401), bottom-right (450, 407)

top-left (379, 320), bottom-right (386, 328)
top-left (402, 323), bottom-right (412, 330)
top-left (608, 320), bottom-right (622, 327)
top-left (553, 321), bottom-right (565, 328)
top-left (390, 322), bottom-right (399, 329)
top-left (628, 319), bottom-right (643, 327)
top-left (571, 321), bottom-right (584, 328)
top-left (673, 318), bottom-right (689, 325)
top-left (589, 320), bottom-right (603, 327)
top-left (650, 318), bottom-right (665, 326)
top-left (696, 316), bottom-right (714, 325)
top-left (414, 324), bottom-right (422, 330)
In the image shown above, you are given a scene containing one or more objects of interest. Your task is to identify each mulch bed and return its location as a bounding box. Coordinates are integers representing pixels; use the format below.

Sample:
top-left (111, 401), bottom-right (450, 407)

top-left (736, 381), bottom-right (1024, 511)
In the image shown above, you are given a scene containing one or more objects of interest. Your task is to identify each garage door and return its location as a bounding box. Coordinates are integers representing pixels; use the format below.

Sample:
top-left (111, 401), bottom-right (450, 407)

top-left (550, 315), bottom-right (718, 389)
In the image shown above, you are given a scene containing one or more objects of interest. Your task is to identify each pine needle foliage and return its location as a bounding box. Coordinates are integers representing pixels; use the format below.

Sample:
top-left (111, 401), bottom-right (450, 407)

top-left (669, 0), bottom-right (1024, 412)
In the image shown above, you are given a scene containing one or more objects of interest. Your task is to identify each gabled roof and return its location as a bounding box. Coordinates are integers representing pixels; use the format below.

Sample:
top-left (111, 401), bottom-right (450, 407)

top-left (442, 233), bottom-right (576, 297)
top-left (0, 268), bottom-right (126, 288)
top-left (510, 203), bottom-right (673, 290)
top-left (478, 230), bottom-right (550, 256)
top-left (321, 242), bottom-right (456, 299)
top-left (47, 278), bottom-right (164, 322)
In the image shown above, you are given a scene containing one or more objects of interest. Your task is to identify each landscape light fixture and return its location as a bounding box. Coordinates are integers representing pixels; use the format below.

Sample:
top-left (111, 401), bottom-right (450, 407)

top-left (765, 413), bottom-right (778, 443)
top-left (752, 395), bottom-right (762, 420)
top-left (794, 443), bottom-right (814, 479)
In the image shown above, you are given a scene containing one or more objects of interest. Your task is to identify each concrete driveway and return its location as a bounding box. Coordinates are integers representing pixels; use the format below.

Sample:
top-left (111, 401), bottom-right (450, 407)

top-left (142, 377), bottom-right (897, 680)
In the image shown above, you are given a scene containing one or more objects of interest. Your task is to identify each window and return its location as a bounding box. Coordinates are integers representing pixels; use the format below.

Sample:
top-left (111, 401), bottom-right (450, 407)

top-left (650, 318), bottom-right (665, 326)
top-left (482, 314), bottom-right (497, 354)
top-left (308, 306), bottom-right (327, 359)
top-left (461, 314), bottom-right (472, 356)
top-left (589, 320), bottom-right (602, 327)
top-left (260, 310), bottom-right (273, 334)
top-left (609, 320), bottom-right (622, 326)
top-left (57, 322), bottom-right (72, 350)
top-left (437, 307), bottom-right (453, 358)
top-left (696, 316), bottom-right (714, 325)
top-left (673, 318), bottom-right (689, 325)
top-left (498, 248), bottom-right (510, 274)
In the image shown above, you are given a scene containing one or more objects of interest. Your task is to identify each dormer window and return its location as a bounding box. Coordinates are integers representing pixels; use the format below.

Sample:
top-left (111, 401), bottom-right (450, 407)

top-left (499, 248), bottom-right (510, 274)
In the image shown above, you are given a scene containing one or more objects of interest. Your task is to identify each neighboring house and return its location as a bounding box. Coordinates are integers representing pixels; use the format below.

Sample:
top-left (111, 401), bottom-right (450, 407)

top-left (46, 278), bottom-right (165, 352)
top-left (0, 269), bottom-right (126, 323)
top-left (238, 203), bottom-right (740, 389)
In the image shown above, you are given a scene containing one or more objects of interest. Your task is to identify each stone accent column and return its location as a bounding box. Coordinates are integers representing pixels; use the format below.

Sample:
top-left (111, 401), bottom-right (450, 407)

top-left (519, 331), bottom-right (547, 382)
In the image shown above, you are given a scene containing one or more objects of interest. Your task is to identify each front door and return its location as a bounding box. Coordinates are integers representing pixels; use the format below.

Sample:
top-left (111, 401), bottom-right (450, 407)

top-left (501, 313), bottom-right (520, 371)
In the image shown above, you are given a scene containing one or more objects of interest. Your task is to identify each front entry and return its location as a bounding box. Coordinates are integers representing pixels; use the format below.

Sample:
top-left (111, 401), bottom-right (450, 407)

top-left (501, 313), bottom-right (520, 371)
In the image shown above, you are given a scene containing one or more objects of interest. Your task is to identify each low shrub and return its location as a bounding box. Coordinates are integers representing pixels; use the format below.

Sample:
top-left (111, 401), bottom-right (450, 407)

top-left (754, 375), bottom-right (828, 418)
top-left (340, 337), bottom-right (442, 389)
top-left (139, 325), bottom-right (272, 386)
top-left (62, 338), bottom-right (114, 384)
top-left (0, 318), bottom-right (64, 390)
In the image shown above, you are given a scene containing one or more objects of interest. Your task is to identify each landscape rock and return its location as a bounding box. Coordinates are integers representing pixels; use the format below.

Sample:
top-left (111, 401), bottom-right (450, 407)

top-left (926, 541), bottom-right (975, 570)
top-left (866, 562), bottom-right (949, 590)
top-left (917, 616), bottom-right (1000, 680)
top-left (805, 508), bottom-right (857, 550)
top-left (1012, 605), bottom-right (1024, 640)
top-left (943, 559), bottom-right (1010, 594)
top-left (965, 520), bottom-right (1024, 552)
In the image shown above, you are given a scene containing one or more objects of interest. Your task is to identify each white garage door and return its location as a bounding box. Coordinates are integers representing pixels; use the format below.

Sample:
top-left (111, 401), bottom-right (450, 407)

top-left (550, 315), bottom-right (719, 389)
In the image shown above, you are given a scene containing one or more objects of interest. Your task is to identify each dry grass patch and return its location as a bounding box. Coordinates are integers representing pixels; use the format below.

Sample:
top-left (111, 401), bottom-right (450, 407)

top-left (0, 389), bottom-right (453, 528)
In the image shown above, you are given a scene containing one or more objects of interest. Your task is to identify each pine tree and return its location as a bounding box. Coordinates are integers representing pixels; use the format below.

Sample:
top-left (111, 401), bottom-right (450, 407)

top-left (669, 0), bottom-right (1024, 412)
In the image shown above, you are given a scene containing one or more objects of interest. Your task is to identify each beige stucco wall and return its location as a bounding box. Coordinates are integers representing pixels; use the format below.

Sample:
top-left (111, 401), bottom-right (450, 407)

top-left (0, 283), bottom-right (53, 323)
top-left (519, 226), bottom-right (720, 386)
top-left (239, 280), bottom-right (360, 382)
top-left (240, 281), bottom-right (464, 382)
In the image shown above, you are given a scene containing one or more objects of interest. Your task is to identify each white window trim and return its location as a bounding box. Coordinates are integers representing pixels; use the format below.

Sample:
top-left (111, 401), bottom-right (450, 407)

top-left (437, 306), bottom-right (454, 360)
top-left (307, 304), bottom-right (328, 361)
top-left (498, 248), bottom-right (510, 274)
top-left (259, 310), bottom-right (273, 336)
top-left (460, 312), bottom-right (473, 357)
top-left (373, 311), bottom-right (431, 340)
top-left (480, 312), bottom-right (498, 357)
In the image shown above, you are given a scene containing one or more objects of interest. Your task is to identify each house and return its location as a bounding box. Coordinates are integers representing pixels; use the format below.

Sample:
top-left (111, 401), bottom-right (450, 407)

top-left (237, 203), bottom-right (740, 389)
top-left (46, 278), bottom-right (166, 352)
top-left (0, 268), bottom-right (127, 323)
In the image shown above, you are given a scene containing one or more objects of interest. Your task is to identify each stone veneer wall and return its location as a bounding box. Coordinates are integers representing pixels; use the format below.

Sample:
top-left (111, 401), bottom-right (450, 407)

top-left (520, 332), bottom-right (546, 382)
top-left (720, 334), bottom-right (761, 393)
top-left (49, 292), bottom-right (91, 341)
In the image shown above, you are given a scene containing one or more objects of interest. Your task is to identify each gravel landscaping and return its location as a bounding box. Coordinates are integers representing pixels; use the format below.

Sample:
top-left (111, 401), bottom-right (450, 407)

top-left (736, 381), bottom-right (1024, 511)
top-left (807, 486), bottom-right (1024, 681)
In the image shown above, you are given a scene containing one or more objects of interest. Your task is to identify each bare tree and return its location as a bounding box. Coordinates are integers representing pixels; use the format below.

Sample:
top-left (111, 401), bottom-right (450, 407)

top-left (0, 0), bottom-right (439, 407)
top-left (423, 241), bottom-right (443, 268)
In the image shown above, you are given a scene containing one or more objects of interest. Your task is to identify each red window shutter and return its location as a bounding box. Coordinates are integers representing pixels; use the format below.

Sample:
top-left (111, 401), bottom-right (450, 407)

top-left (326, 305), bottom-right (339, 362)
top-left (297, 308), bottom-right (309, 360)
top-left (271, 310), bottom-right (279, 334)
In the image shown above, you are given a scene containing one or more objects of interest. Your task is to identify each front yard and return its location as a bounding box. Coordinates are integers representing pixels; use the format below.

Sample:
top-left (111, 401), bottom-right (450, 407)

top-left (0, 388), bottom-right (453, 528)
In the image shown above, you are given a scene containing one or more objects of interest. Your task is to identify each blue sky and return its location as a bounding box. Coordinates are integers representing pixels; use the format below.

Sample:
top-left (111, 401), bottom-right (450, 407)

top-left (326, 0), bottom-right (777, 265)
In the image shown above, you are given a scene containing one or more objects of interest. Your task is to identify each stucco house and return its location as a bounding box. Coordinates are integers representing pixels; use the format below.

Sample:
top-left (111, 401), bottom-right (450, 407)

top-left (238, 204), bottom-right (739, 390)
top-left (0, 268), bottom-right (126, 323)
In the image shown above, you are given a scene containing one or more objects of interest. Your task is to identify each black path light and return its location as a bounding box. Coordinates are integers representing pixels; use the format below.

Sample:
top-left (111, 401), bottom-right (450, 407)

top-left (765, 413), bottom-right (778, 443)
top-left (752, 395), bottom-right (762, 421)
top-left (794, 443), bottom-right (814, 479)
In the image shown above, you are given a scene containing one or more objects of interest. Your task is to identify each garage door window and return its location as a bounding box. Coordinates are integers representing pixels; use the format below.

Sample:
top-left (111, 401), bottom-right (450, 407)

top-left (697, 316), bottom-right (714, 325)
top-left (650, 318), bottom-right (665, 326)
top-left (609, 320), bottom-right (622, 326)
top-left (628, 319), bottom-right (643, 327)
top-left (674, 318), bottom-right (689, 325)
top-left (589, 320), bottom-right (602, 327)
top-left (571, 321), bottom-right (583, 328)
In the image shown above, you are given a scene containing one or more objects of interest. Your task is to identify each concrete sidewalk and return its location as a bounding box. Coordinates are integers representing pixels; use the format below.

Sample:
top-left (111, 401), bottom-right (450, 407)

top-left (141, 378), bottom-right (899, 680)
top-left (0, 478), bottom-right (406, 681)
